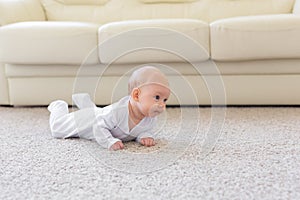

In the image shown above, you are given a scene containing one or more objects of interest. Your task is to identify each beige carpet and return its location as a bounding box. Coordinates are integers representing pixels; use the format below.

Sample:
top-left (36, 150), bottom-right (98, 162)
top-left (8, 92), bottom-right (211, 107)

top-left (0, 106), bottom-right (299, 199)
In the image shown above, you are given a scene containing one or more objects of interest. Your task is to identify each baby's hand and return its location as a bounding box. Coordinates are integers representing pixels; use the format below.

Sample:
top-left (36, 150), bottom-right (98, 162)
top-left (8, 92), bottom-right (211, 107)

top-left (109, 141), bottom-right (124, 151)
top-left (140, 137), bottom-right (155, 147)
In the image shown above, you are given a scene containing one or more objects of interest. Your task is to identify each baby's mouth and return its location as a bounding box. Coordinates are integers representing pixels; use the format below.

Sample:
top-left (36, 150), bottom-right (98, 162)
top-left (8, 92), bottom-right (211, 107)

top-left (152, 110), bottom-right (163, 116)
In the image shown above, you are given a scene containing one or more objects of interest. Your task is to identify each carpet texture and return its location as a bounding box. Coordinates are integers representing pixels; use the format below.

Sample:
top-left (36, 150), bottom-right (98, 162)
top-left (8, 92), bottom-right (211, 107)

top-left (0, 106), bottom-right (299, 200)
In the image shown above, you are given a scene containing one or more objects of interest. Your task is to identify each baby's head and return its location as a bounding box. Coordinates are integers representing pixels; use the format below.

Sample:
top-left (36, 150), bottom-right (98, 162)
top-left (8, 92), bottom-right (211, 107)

top-left (128, 66), bottom-right (170, 117)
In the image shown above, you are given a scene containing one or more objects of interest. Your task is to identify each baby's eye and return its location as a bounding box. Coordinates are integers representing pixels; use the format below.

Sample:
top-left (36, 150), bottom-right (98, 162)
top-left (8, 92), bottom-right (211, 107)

top-left (154, 95), bottom-right (160, 101)
top-left (163, 99), bottom-right (168, 103)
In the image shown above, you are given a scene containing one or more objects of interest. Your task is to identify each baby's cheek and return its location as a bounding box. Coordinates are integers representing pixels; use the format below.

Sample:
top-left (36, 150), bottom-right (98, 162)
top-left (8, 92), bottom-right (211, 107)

top-left (140, 103), bottom-right (151, 116)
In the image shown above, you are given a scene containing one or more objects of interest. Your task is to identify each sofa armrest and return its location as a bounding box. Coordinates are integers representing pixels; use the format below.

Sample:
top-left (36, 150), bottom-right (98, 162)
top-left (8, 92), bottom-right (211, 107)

top-left (0, 63), bottom-right (9, 105)
top-left (293, 0), bottom-right (300, 14)
top-left (0, 0), bottom-right (46, 26)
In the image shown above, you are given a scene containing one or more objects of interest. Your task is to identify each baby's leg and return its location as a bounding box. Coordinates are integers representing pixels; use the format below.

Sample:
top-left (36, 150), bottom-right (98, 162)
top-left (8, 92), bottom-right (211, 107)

top-left (72, 93), bottom-right (96, 109)
top-left (48, 100), bottom-right (96, 140)
top-left (48, 100), bottom-right (79, 139)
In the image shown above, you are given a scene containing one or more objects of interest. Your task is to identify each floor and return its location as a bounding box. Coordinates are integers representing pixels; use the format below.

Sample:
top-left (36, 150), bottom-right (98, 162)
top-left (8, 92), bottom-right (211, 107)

top-left (0, 106), bottom-right (299, 199)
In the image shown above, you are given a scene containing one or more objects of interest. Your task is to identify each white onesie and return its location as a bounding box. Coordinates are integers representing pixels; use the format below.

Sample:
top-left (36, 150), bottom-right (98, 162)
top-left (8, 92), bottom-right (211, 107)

top-left (48, 94), bottom-right (156, 149)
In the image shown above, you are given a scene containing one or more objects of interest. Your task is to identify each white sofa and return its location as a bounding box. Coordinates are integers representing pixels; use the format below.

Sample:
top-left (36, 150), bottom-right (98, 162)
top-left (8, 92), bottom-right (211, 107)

top-left (1, 0), bottom-right (300, 106)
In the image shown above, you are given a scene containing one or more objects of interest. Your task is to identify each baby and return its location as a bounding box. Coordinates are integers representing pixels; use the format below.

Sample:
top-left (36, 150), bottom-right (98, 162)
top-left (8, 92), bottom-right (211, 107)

top-left (48, 66), bottom-right (170, 150)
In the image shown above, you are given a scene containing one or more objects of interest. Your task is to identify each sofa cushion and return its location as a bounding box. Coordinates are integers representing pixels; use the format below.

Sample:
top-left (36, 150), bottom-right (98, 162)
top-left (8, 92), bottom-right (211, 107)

top-left (0, 21), bottom-right (99, 65)
top-left (210, 14), bottom-right (300, 61)
top-left (98, 19), bottom-right (209, 64)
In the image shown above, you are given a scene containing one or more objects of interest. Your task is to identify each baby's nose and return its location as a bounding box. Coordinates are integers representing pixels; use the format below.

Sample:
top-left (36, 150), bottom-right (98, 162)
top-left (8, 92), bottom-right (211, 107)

top-left (158, 102), bottom-right (166, 109)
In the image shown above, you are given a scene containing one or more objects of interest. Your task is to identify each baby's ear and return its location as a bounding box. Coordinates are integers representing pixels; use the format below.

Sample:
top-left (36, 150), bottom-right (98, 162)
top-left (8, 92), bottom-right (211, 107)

top-left (131, 88), bottom-right (140, 101)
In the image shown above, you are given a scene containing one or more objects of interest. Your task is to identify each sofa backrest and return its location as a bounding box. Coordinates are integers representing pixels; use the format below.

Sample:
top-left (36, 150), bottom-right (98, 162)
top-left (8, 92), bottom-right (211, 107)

top-left (41, 0), bottom-right (295, 23)
top-left (0, 0), bottom-right (46, 25)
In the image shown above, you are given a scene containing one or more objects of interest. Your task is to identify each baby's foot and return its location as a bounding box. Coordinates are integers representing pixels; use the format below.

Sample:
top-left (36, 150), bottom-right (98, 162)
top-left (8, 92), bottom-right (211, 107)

top-left (48, 100), bottom-right (68, 113)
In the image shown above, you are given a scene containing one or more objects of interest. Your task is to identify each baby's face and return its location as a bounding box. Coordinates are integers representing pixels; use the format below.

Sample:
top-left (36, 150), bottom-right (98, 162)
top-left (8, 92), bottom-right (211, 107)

top-left (137, 84), bottom-right (170, 117)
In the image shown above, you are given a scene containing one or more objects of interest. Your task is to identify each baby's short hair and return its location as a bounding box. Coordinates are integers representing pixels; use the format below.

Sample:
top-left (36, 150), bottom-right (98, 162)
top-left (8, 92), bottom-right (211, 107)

top-left (128, 66), bottom-right (169, 94)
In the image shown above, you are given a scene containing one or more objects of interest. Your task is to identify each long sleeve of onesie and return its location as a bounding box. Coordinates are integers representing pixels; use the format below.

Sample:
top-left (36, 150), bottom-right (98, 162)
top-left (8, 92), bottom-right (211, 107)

top-left (93, 113), bottom-right (121, 149)
top-left (135, 119), bottom-right (156, 143)
top-left (72, 93), bottom-right (120, 149)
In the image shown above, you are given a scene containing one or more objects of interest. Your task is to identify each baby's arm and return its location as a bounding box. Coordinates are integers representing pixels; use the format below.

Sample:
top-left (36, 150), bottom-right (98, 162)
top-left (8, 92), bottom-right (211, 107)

top-left (136, 119), bottom-right (156, 147)
top-left (93, 118), bottom-right (123, 150)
